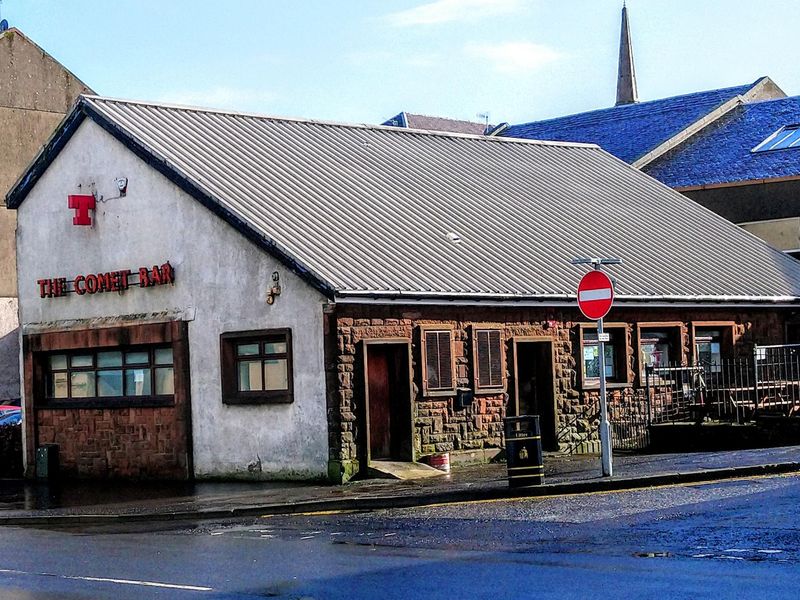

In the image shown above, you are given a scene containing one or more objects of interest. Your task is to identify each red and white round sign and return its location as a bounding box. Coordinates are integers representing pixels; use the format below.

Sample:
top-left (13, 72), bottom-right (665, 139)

top-left (577, 271), bottom-right (615, 320)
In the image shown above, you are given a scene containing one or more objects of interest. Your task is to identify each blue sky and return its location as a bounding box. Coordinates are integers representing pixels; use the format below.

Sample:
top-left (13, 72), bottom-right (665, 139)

top-left (3, 0), bottom-right (799, 125)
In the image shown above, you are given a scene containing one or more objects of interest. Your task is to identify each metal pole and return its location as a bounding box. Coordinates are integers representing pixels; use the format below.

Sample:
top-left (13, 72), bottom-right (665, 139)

top-left (571, 256), bottom-right (620, 478)
top-left (645, 365), bottom-right (652, 426)
top-left (753, 344), bottom-right (759, 413)
top-left (597, 311), bottom-right (613, 476)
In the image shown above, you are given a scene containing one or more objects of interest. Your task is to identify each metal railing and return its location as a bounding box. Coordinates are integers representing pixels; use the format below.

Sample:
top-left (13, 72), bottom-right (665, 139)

top-left (608, 344), bottom-right (800, 451)
top-left (754, 343), bottom-right (800, 415)
top-left (644, 343), bottom-right (800, 424)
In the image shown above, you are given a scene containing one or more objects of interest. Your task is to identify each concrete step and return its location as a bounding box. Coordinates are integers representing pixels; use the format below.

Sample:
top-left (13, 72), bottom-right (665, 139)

top-left (368, 460), bottom-right (447, 480)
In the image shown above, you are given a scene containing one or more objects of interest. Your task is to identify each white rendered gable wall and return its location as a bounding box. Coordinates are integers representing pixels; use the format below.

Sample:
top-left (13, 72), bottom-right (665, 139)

top-left (15, 119), bottom-right (329, 479)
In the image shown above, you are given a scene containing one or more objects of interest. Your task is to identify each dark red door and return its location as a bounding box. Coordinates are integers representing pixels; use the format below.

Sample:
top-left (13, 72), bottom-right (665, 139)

top-left (367, 348), bottom-right (392, 459)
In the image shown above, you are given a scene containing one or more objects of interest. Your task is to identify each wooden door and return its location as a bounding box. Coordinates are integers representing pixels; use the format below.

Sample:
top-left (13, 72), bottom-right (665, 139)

top-left (367, 347), bottom-right (392, 459)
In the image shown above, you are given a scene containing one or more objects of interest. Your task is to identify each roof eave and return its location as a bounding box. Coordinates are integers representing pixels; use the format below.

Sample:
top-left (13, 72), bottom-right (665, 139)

top-left (5, 97), bottom-right (337, 300)
top-left (334, 290), bottom-right (800, 307)
top-left (82, 102), bottom-right (337, 299)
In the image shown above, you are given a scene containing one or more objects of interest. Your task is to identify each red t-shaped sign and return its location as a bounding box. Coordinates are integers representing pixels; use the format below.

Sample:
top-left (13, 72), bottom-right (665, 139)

top-left (68, 194), bottom-right (96, 226)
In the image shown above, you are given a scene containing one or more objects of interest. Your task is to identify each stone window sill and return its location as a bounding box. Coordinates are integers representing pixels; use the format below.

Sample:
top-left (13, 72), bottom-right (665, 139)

top-left (581, 382), bottom-right (631, 391)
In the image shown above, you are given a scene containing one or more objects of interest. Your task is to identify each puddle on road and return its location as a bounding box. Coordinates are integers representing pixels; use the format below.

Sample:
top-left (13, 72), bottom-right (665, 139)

top-left (690, 547), bottom-right (789, 562)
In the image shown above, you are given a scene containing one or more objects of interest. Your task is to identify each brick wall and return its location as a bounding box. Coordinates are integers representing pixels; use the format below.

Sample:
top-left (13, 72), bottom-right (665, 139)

top-left (35, 406), bottom-right (187, 478)
top-left (327, 304), bottom-right (789, 480)
top-left (23, 321), bottom-right (192, 480)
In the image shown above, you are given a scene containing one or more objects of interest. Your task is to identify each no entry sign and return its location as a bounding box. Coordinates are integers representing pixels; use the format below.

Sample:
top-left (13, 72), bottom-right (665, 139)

top-left (577, 270), bottom-right (614, 320)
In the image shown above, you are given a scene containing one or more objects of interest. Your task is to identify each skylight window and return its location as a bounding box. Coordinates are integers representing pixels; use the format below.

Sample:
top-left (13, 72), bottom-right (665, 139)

top-left (752, 125), bottom-right (800, 153)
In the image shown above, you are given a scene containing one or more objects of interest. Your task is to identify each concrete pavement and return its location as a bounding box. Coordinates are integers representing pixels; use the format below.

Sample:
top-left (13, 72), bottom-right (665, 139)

top-left (0, 445), bottom-right (798, 526)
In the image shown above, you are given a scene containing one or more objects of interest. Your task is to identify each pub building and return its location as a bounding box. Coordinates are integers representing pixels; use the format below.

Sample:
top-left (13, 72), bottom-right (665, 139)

top-left (7, 96), bottom-right (800, 482)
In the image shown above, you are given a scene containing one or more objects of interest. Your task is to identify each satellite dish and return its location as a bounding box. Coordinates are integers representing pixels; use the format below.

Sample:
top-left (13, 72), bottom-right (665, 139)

top-left (0, 20), bottom-right (8, 32)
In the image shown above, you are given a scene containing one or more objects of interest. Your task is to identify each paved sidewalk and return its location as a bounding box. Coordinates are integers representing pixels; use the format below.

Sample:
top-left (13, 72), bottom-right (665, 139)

top-left (1, 445), bottom-right (798, 526)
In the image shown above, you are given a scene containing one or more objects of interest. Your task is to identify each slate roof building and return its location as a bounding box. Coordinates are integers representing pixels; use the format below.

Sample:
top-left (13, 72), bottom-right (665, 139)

top-left (384, 7), bottom-right (800, 258)
top-left (499, 6), bottom-right (800, 257)
top-left (646, 96), bottom-right (800, 258)
top-left (382, 111), bottom-right (489, 136)
top-left (501, 77), bottom-right (785, 167)
top-left (8, 95), bottom-right (800, 482)
top-left (0, 27), bottom-right (92, 404)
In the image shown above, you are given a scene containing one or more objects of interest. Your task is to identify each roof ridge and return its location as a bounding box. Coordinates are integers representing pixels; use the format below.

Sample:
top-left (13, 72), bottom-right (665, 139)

top-left (81, 95), bottom-right (600, 150)
top-left (512, 81), bottom-right (757, 128)
top-left (745, 94), bottom-right (800, 106)
top-left (404, 112), bottom-right (484, 124)
top-left (9, 90), bottom-right (800, 303)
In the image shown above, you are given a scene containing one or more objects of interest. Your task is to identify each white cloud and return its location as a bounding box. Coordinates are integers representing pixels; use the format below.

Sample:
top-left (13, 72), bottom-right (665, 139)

top-left (386, 0), bottom-right (523, 27)
top-left (157, 87), bottom-right (277, 111)
top-left (465, 41), bottom-right (559, 74)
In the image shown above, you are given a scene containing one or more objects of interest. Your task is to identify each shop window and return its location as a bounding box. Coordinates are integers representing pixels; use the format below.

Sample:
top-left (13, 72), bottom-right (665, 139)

top-left (695, 328), bottom-right (724, 373)
top-left (580, 326), bottom-right (628, 387)
top-left (44, 345), bottom-right (174, 405)
top-left (473, 328), bottom-right (504, 392)
top-left (786, 322), bottom-right (800, 344)
top-left (421, 328), bottom-right (455, 395)
top-left (221, 329), bottom-right (293, 404)
top-left (638, 326), bottom-right (682, 377)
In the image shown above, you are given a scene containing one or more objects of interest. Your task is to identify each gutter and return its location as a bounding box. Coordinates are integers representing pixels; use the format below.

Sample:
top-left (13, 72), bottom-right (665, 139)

top-left (676, 174), bottom-right (800, 193)
top-left (334, 290), bottom-right (800, 308)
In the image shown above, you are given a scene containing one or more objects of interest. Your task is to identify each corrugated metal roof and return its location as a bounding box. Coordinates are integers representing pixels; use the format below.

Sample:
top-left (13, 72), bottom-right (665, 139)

top-left (12, 95), bottom-right (800, 303)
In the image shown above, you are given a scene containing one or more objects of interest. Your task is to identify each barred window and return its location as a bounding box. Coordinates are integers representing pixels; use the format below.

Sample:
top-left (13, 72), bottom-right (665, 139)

top-left (474, 329), bottom-right (504, 390)
top-left (423, 329), bottom-right (454, 394)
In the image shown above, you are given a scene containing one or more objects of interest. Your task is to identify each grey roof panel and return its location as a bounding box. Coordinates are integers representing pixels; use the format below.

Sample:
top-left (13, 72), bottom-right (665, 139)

top-left (27, 96), bottom-right (800, 302)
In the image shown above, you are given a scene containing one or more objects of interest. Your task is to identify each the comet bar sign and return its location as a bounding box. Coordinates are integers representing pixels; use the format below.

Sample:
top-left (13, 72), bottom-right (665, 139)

top-left (37, 262), bottom-right (175, 299)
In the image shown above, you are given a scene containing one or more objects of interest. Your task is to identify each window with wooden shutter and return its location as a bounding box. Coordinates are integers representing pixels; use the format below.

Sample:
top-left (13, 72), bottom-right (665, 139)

top-left (422, 329), bottom-right (454, 394)
top-left (474, 328), bottom-right (504, 391)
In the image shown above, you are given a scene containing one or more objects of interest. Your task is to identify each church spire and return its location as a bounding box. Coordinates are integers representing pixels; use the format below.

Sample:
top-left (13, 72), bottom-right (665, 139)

top-left (615, 3), bottom-right (638, 106)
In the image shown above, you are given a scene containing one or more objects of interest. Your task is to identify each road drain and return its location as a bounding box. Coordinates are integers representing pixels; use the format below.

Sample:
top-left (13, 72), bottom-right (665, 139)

top-left (634, 551), bottom-right (671, 558)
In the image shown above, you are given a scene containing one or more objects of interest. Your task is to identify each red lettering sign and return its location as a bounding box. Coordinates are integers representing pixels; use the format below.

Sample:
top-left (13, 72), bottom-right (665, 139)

top-left (68, 194), bottom-right (96, 226)
top-left (36, 277), bottom-right (68, 298)
top-left (37, 262), bottom-right (174, 299)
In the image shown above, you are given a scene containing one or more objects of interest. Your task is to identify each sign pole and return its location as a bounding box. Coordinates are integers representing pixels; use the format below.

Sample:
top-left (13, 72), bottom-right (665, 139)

top-left (596, 277), bottom-right (613, 477)
top-left (572, 257), bottom-right (621, 478)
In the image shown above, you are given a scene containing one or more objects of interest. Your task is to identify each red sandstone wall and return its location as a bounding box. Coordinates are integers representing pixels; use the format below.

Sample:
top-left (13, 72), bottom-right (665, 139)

top-left (328, 304), bottom-right (788, 476)
top-left (36, 406), bottom-right (188, 479)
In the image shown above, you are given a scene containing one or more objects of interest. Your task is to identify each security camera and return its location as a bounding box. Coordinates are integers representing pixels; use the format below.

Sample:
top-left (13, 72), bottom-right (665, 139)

top-left (115, 177), bottom-right (128, 193)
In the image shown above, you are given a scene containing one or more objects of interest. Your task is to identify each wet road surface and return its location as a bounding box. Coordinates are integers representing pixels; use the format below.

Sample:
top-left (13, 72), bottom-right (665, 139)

top-left (0, 474), bottom-right (798, 598)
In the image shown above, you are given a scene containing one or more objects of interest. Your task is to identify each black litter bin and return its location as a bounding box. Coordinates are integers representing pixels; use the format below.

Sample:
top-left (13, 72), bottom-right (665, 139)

top-left (504, 415), bottom-right (544, 487)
